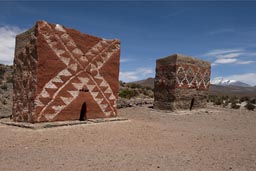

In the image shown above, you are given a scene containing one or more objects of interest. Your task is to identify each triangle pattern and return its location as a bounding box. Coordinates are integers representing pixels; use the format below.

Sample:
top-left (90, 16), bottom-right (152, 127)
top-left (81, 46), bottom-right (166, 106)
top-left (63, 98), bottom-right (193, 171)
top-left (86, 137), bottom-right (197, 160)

top-left (87, 84), bottom-right (96, 91)
top-left (52, 76), bottom-right (63, 83)
top-left (68, 90), bottom-right (79, 98)
top-left (41, 89), bottom-right (50, 98)
top-left (59, 56), bottom-right (70, 66)
top-left (60, 96), bottom-right (73, 105)
top-left (69, 63), bottom-right (78, 72)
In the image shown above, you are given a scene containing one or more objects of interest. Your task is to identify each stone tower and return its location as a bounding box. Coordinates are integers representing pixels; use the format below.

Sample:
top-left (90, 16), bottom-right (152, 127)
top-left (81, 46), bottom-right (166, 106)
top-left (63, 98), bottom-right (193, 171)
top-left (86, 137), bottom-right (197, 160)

top-left (13, 21), bottom-right (120, 123)
top-left (154, 54), bottom-right (211, 110)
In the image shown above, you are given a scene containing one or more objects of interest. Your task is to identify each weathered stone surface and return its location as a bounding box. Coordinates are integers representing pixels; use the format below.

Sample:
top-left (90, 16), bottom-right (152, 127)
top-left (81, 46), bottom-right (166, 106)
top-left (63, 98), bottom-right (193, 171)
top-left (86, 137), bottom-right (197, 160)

top-left (13, 21), bottom-right (120, 123)
top-left (154, 54), bottom-right (211, 110)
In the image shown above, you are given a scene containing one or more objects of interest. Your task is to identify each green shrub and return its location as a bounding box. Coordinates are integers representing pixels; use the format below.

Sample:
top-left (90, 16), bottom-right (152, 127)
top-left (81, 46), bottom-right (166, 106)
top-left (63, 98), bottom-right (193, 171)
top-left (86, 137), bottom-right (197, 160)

top-left (119, 81), bottom-right (126, 87)
top-left (231, 101), bottom-right (240, 109)
top-left (245, 102), bottom-right (255, 111)
top-left (240, 96), bottom-right (249, 103)
top-left (119, 89), bottom-right (136, 99)
top-left (127, 83), bottom-right (142, 89)
top-left (249, 98), bottom-right (256, 104)
top-left (222, 101), bottom-right (229, 107)
top-left (230, 96), bottom-right (238, 102)
top-left (213, 97), bottom-right (222, 105)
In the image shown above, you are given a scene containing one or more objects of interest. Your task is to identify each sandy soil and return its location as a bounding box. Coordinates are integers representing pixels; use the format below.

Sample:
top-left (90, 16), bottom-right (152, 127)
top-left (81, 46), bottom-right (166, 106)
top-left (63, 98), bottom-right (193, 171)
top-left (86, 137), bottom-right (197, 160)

top-left (0, 105), bottom-right (256, 171)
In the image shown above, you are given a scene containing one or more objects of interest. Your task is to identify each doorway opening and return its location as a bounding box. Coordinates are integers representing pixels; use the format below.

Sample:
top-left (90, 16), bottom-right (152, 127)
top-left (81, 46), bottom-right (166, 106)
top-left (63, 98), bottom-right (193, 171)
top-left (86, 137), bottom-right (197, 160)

top-left (190, 98), bottom-right (195, 111)
top-left (79, 102), bottom-right (87, 121)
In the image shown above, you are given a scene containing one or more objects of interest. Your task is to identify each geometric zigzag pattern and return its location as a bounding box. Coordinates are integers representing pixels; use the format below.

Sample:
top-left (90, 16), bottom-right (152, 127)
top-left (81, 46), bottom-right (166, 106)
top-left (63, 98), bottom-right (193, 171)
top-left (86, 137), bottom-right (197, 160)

top-left (35, 21), bottom-right (119, 122)
top-left (176, 66), bottom-right (210, 89)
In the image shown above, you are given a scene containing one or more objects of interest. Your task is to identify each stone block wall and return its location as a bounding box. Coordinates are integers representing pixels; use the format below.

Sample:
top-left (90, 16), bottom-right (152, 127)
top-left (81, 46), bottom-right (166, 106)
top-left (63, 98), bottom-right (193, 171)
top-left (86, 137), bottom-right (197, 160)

top-left (13, 21), bottom-right (120, 123)
top-left (154, 54), bottom-right (211, 110)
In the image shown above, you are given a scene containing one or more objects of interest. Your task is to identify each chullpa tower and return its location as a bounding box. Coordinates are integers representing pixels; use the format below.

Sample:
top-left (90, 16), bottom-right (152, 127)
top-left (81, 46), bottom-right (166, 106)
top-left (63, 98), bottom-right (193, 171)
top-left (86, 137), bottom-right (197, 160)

top-left (13, 21), bottom-right (120, 123)
top-left (154, 54), bottom-right (211, 110)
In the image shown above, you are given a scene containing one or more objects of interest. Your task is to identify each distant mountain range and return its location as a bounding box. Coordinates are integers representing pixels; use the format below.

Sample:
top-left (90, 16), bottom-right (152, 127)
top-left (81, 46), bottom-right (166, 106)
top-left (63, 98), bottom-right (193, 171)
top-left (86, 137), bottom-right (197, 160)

top-left (211, 79), bottom-right (251, 87)
top-left (130, 77), bottom-right (256, 97)
top-left (130, 77), bottom-right (155, 89)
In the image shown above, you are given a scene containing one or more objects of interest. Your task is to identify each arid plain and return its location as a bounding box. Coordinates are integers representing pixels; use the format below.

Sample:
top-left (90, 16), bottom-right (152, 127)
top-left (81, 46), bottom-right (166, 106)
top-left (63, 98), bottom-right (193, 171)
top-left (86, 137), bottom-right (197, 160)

top-left (1, 105), bottom-right (256, 171)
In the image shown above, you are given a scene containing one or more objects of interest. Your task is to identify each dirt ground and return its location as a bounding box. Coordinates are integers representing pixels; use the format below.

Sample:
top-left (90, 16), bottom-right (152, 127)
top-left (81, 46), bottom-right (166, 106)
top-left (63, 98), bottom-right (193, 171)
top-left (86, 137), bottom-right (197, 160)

top-left (0, 105), bottom-right (256, 171)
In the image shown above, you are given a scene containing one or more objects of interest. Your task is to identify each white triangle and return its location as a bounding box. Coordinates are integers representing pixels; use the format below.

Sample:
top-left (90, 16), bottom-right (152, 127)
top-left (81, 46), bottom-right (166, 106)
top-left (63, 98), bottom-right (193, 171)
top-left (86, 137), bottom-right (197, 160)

top-left (55, 24), bottom-right (66, 32)
top-left (80, 56), bottom-right (88, 62)
top-left (60, 33), bottom-right (69, 40)
top-left (106, 52), bottom-right (112, 58)
top-left (67, 41), bottom-right (76, 48)
top-left (95, 73), bottom-right (102, 79)
top-left (101, 104), bottom-right (108, 110)
top-left (78, 77), bottom-right (89, 84)
top-left (91, 64), bottom-right (96, 70)
top-left (104, 111), bottom-right (112, 116)
top-left (91, 47), bottom-right (99, 54)
top-left (96, 61), bottom-right (103, 67)
top-left (109, 94), bottom-right (116, 100)
top-left (69, 63), bottom-right (78, 71)
top-left (44, 113), bottom-right (55, 120)
top-left (59, 69), bottom-right (72, 76)
top-left (41, 89), bottom-right (50, 98)
top-left (86, 51), bottom-right (93, 56)
top-left (72, 48), bottom-right (83, 56)
top-left (87, 84), bottom-right (96, 91)
top-left (52, 105), bottom-right (65, 112)
top-left (55, 49), bottom-right (65, 56)
top-left (100, 40), bottom-right (108, 47)
top-left (59, 56), bottom-right (70, 66)
top-left (100, 81), bottom-right (108, 87)
top-left (60, 96), bottom-right (72, 105)
top-left (72, 83), bottom-right (84, 90)
top-left (95, 98), bottom-right (104, 104)
top-left (68, 90), bottom-right (79, 98)
top-left (104, 87), bottom-right (112, 93)
top-left (91, 92), bottom-right (99, 98)
top-left (45, 82), bottom-right (57, 89)
top-left (35, 99), bottom-right (44, 107)
top-left (96, 45), bottom-right (103, 51)
top-left (52, 76), bottom-right (63, 83)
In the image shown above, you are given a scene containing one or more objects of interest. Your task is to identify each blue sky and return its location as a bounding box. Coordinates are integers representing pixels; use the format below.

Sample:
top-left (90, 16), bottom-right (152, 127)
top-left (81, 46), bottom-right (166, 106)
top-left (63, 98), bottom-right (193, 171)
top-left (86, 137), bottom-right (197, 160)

top-left (0, 1), bottom-right (256, 85)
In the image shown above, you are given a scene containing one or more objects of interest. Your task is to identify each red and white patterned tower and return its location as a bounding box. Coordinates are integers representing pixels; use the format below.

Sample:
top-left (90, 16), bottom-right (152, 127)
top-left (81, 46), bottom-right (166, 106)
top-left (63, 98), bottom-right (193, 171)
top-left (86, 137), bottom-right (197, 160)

top-left (154, 54), bottom-right (211, 110)
top-left (13, 21), bottom-right (120, 123)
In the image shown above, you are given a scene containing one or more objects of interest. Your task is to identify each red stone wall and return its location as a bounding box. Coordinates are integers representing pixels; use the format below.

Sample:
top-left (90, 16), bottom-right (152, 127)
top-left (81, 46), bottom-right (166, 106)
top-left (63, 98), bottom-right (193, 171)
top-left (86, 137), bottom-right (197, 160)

top-left (13, 21), bottom-right (120, 123)
top-left (12, 27), bottom-right (37, 122)
top-left (175, 64), bottom-right (211, 90)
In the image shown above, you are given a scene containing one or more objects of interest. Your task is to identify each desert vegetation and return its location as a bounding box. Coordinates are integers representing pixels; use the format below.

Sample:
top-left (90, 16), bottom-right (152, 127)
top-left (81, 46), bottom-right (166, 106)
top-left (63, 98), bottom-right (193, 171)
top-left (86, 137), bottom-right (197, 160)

top-left (117, 81), bottom-right (154, 108)
top-left (208, 95), bottom-right (255, 111)
top-left (118, 81), bottom-right (153, 99)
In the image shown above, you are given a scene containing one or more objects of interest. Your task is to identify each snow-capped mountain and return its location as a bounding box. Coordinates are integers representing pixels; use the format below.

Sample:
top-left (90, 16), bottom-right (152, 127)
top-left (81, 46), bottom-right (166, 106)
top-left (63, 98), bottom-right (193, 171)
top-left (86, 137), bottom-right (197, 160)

top-left (211, 79), bottom-right (251, 87)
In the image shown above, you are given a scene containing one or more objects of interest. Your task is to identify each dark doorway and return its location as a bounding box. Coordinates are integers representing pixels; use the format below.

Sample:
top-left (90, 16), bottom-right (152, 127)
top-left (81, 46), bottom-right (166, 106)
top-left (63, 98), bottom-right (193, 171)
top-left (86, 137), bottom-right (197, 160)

top-left (190, 98), bottom-right (195, 111)
top-left (79, 102), bottom-right (87, 121)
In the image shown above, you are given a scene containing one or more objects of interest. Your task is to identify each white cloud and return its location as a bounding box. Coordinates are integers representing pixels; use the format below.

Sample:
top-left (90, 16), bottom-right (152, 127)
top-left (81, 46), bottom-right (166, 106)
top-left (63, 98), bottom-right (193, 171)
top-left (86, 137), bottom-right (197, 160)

top-left (236, 61), bottom-right (255, 64)
top-left (120, 58), bottom-right (130, 63)
top-left (0, 26), bottom-right (24, 65)
top-left (204, 48), bottom-right (243, 57)
top-left (204, 48), bottom-right (256, 66)
top-left (217, 53), bottom-right (243, 59)
top-left (214, 58), bottom-right (237, 64)
top-left (213, 73), bottom-right (256, 86)
top-left (119, 68), bottom-right (153, 82)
